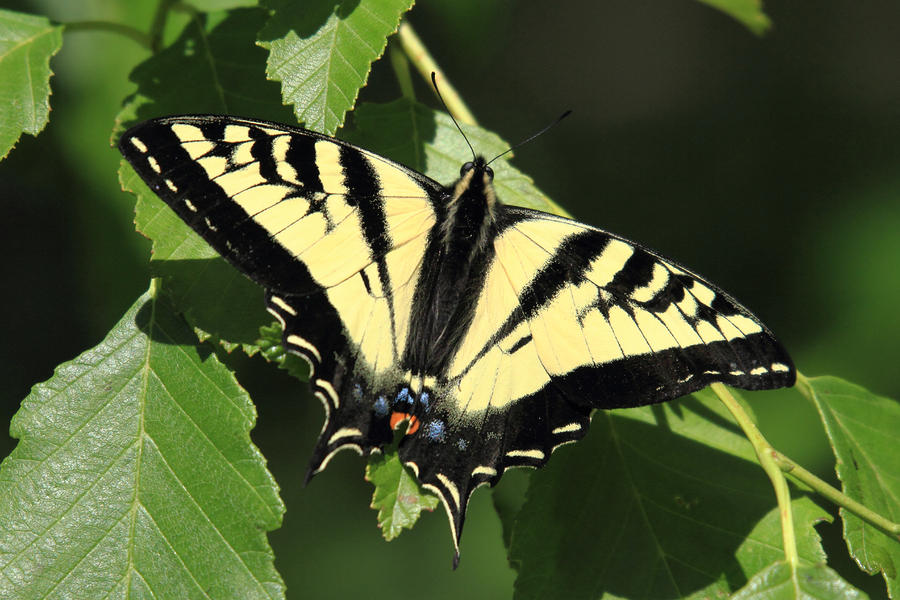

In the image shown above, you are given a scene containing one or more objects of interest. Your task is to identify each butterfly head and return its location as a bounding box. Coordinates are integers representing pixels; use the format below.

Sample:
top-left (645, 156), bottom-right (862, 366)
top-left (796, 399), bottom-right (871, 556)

top-left (452, 156), bottom-right (497, 213)
top-left (460, 156), bottom-right (494, 181)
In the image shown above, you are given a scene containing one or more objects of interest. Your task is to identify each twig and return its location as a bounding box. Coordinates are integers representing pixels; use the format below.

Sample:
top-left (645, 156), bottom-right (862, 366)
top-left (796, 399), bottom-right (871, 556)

top-left (63, 21), bottom-right (152, 49)
top-left (396, 21), bottom-right (477, 126)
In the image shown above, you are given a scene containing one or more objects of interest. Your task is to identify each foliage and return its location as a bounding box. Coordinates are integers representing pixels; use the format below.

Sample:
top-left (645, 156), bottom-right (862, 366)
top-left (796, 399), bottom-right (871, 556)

top-left (806, 377), bottom-right (900, 597)
top-left (367, 445), bottom-right (440, 541)
top-left (0, 9), bottom-right (61, 159)
top-left (1, 1), bottom-right (898, 599)
top-left (0, 287), bottom-right (283, 598)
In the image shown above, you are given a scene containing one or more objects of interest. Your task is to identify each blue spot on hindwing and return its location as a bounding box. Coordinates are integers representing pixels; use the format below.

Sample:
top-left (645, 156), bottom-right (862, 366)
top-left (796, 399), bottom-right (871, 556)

top-left (353, 383), bottom-right (363, 401)
top-left (419, 391), bottom-right (430, 412)
top-left (395, 387), bottom-right (413, 405)
top-left (373, 396), bottom-right (389, 417)
top-left (424, 419), bottom-right (446, 442)
top-left (456, 438), bottom-right (468, 451)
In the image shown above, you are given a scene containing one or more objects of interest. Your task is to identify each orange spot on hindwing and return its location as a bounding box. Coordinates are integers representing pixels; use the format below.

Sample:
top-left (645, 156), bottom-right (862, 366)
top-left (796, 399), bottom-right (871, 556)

top-left (389, 412), bottom-right (420, 435)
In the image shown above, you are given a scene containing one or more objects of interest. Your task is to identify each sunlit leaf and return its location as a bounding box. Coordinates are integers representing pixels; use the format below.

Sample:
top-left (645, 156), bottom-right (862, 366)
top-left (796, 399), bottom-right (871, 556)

top-left (694, 0), bottom-right (771, 35)
top-left (0, 9), bottom-right (62, 159)
top-left (805, 376), bottom-right (900, 598)
top-left (0, 288), bottom-right (284, 598)
top-left (258, 322), bottom-right (311, 381)
top-left (366, 446), bottom-right (440, 541)
top-left (258, 0), bottom-right (414, 134)
top-left (731, 561), bottom-right (867, 599)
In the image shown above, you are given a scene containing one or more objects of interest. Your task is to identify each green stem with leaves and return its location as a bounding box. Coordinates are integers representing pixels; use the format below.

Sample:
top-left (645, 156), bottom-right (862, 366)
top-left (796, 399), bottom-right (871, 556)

top-left (714, 379), bottom-right (900, 554)
top-left (713, 383), bottom-right (799, 566)
top-left (793, 374), bottom-right (900, 539)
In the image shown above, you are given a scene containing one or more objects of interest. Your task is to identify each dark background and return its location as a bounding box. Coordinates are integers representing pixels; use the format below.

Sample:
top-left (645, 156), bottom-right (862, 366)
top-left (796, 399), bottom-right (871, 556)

top-left (1, 0), bottom-right (898, 597)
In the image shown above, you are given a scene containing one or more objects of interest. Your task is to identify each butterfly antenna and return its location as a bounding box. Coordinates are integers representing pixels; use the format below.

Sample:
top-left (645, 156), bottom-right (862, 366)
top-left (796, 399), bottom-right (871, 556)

top-left (486, 109), bottom-right (572, 166)
top-left (431, 72), bottom-right (477, 162)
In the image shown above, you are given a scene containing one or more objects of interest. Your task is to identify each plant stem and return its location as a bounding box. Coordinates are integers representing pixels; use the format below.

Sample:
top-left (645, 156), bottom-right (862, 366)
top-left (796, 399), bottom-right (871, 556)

top-left (149, 0), bottom-right (178, 53)
top-left (712, 383), bottom-right (800, 567)
top-left (396, 21), bottom-right (478, 126)
top-left (774, 451), bottom-right (900, 537)
top-left (63, 21), bottom-right (152, 49)
top-left (149, 277), bottom-right (163, 299)
top-left (388, 41), bottom-right (416, 101)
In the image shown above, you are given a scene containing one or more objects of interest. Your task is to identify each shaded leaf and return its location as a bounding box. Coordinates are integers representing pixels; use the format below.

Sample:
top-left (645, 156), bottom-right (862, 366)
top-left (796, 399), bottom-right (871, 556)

top-left (347, 98), bottom-right (570, 215)
top-left (117, 8), bottom-right (295, 351)
top-left (0, 9), bottom-right (62, 159)
top-left (0, 288), bottom-right (284, 598)
top-left (258, 0), bottom-right (414, 134)
top-left (366, 446), bottom-right (439, 541)
top-left (508, 389), bottom-right (830, 599)
top-left (121, 161), bottom-right (271, 352)
top-left (694, 0), bottom-right (771, 35)
top-left (116, 8), bottom-right (293, 129)
top-left (491, 469), bottom-right (532, 550)
top-left (731, 561), bottom-right (868, 600)
top-left (805, 376), bottom-right (900, 598)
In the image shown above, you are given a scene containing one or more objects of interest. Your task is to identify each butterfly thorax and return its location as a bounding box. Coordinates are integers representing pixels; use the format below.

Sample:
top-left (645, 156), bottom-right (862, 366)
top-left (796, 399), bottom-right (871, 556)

top-left (404, 158), bottom-right (499, 374)
top-left (441, 157), bottom-right (497, 250)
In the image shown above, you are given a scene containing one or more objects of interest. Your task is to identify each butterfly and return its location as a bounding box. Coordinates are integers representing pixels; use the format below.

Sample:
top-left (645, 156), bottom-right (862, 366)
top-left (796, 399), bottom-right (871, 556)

top-left (119, 114), bottom-right (795, 565)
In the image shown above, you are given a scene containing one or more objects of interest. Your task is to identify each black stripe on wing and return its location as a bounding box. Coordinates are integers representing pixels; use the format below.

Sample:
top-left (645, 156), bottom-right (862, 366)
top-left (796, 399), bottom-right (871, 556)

top-left (490, 206), bottom-right (795, 407)
top-left (120, 116), bottom-right (320, 294)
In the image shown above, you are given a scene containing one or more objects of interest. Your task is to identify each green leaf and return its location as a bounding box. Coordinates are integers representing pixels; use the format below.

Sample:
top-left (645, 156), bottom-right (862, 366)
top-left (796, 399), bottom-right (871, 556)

top-left (347, 98), bottom-right (570, 216)
top-left (0, 287), bottom-right (284, 599)
top-left (117, 8), bottom-right (296, 351)
top-left (366, 446), bottom-right (440, 541)
top-left (258, 322), bottom-right (311, 381)
top-left (257, 0), bottom-right (415, 135)
top-left (694, 0), bottom-right (771, 35)
top-left (115, 7), bottom-right (294, 134)
top-left (805, 376), bottom-right (900, 598)
top-left (0, 9), bottom-right (62, 160)
top-left (508, 389), bottom-right (831, 599)
top-left (731, 561), bottom-right (868, 600)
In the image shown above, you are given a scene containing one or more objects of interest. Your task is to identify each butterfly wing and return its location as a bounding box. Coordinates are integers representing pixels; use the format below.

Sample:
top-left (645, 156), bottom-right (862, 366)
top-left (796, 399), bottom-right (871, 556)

top-left (448, 206), bottom-right (795, 408)
top-left (120, 114), bottom-right (443, 467)
top-left (396, 205), bottom-right (795, 551)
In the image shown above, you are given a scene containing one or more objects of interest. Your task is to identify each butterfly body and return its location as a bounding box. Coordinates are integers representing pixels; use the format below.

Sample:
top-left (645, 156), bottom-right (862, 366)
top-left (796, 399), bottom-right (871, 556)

top-left (120, 115), bottom-right (795, 561)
